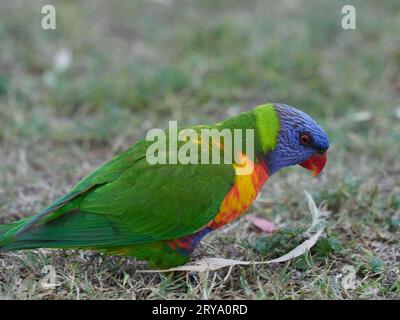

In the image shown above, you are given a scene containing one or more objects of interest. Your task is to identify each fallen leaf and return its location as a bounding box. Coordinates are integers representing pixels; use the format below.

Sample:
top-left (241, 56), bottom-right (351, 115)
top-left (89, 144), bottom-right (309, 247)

top-left (244, 214), bottom-right (277, 232)
top-left (262, 230), bottom-right (323, 264)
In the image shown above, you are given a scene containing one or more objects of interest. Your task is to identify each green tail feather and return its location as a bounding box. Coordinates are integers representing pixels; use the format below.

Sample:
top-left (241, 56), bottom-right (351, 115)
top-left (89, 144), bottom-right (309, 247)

top-left (0, 209), bottom-right (153, 252)
top-left (0, 218), bottom-right (31, 248)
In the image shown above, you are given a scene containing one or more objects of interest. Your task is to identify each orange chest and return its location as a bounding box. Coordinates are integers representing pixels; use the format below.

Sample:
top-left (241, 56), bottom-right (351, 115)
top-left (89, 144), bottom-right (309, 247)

top-left (208, 160), bottom-right (269, 229)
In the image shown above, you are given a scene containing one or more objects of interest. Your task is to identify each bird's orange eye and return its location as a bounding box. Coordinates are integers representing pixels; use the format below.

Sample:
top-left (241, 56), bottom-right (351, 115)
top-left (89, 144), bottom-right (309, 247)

top-left (300, 133), bottom-right (311, 145)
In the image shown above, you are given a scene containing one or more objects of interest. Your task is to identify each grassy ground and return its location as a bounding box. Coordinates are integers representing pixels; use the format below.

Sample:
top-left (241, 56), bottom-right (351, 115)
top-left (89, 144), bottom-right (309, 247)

top-left (0, 0), bottom-right (399, 299)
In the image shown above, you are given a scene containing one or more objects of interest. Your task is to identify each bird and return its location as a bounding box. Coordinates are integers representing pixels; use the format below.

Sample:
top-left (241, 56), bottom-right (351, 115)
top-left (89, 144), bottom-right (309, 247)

top-left (0, 103), bottom-right (329, 268)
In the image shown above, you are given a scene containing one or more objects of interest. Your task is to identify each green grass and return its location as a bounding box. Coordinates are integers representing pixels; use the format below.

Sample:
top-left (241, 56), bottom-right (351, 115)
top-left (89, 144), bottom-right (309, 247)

top-left (0, 0), bottom-right (399, 299)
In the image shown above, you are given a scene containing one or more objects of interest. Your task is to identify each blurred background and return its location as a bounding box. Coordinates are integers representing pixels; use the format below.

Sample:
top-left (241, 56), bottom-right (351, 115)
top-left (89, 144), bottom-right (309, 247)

top-left (0, 0), bottom-right (399, 299)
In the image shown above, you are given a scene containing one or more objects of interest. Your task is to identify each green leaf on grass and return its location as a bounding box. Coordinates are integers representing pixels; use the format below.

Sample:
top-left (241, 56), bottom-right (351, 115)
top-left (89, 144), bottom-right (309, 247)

top-left (312, 237), bottom-right (342, 259)
top-left (368, 257), bottom-right (385, 273)
top-left (252, 227), bottom-right (306, 258)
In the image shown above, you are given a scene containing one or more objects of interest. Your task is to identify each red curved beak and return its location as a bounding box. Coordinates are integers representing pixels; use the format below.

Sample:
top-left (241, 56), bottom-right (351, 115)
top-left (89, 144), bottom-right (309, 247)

top-left (299, 152), bottom-right (327, 177)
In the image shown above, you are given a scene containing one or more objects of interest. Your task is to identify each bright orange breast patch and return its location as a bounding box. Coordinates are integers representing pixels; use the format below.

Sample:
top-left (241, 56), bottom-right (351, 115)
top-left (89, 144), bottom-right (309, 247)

top-left (208, 155), bottom-right (269, 229)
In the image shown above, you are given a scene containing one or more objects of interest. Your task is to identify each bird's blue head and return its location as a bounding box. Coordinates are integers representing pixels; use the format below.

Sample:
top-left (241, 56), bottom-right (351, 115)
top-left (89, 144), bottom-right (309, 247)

top-left (263, 103), bottom-right (330, 176)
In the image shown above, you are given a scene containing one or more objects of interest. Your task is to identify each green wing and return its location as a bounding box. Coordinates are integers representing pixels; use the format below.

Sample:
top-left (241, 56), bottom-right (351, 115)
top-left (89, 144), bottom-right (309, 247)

top-left (11, 141), bottom-right (148, 238)
top-left (6, 139), bottom-right (235, 249)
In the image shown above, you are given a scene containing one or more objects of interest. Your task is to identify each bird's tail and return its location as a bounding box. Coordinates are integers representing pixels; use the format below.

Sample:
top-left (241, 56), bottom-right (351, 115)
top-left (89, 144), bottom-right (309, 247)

top-left (0, 190), bottom-right (87, 252)
top-left (0, 218), bottom-right (31, 250)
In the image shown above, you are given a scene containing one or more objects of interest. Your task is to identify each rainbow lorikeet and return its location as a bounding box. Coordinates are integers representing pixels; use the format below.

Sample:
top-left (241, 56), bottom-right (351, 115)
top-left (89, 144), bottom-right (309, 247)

top-left (0, 103), bottom-right (329, 268)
